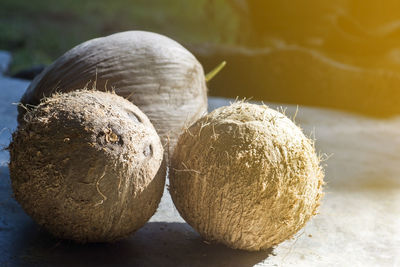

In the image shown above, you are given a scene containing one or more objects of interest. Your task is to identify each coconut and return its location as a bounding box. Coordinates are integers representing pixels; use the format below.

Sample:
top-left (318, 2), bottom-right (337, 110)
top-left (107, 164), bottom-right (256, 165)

top-left (17, 31), bottom-right (208, 158)
top-left (169, 102), bottom-right (324, 251)
top-left (9, 90), bottom-right (165, 242)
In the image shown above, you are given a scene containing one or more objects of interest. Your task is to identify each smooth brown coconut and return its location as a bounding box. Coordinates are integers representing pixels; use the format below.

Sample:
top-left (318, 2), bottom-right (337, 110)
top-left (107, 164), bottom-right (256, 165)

top-left (17, 31), bottom-right (207, 157)
top-left (9, 90), bottom-right (165, 242)
top-left (170, 102), bottom-right (324, 251)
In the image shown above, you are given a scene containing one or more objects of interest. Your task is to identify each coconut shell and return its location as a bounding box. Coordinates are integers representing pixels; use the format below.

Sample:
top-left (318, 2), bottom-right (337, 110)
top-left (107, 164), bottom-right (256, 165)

top-left (18, 31), bottom-right (208, 157)
top-left (170, 102), bottom-right (324, 251)
top-left (9, 90), bottom-right (165, 242)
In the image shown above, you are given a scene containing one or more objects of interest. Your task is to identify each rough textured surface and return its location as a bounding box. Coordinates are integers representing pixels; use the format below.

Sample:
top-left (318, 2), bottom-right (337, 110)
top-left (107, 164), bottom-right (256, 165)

top-left (18, 31), bottom-right (208, 157)
top-left (9, 90), bottom-right (165, 242)
top-left (170, 103), bottom-right (324, 251)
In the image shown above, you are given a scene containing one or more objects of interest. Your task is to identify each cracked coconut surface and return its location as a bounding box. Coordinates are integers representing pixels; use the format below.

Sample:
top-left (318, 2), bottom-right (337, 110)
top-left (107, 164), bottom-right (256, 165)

top-left (0, 72), bottom-right (399, 266)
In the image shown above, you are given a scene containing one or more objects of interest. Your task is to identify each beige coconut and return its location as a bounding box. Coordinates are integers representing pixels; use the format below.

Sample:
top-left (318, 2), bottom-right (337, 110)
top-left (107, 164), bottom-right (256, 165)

top-left (17, 31), bottom-right (208, 157)
top-left (9, 90), bottom-right (165, 242)
top-left (169, 102), bottom-right (324, 251)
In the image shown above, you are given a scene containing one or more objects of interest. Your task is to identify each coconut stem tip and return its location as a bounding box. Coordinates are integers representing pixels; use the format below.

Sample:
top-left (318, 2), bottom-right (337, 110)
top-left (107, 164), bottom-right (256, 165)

top-left (205, 61), bottom-right (226, 82)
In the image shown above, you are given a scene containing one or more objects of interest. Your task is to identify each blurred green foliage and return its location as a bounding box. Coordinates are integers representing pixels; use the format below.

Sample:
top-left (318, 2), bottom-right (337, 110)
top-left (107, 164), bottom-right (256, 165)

top-left (0, 0), bottom-right (238, 72)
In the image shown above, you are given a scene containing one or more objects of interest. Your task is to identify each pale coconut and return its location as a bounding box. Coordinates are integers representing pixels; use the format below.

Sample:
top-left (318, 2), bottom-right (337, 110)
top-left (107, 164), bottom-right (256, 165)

top-left (17, 31), bottom-right (208, 158)
top-left (9, 90), bottom-right (165, 242)
top-left (169, 102), bottom-right (324, 251)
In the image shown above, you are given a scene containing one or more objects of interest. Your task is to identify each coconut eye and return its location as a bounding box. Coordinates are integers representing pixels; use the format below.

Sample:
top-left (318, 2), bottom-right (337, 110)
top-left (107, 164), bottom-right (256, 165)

top-left (143, 144), bottom-right (153, 157)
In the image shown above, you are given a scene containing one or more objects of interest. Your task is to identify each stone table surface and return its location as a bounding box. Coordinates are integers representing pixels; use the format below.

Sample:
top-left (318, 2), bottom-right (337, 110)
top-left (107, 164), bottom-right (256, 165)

top-left (0, 73), bottom-right (399, 266)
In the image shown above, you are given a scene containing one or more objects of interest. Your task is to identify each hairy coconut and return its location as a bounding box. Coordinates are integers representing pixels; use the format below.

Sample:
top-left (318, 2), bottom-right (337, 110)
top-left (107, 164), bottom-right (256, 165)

top-left (9, 90), bottom-right (165, 242)
top-left (170, 102), bottom-right (324, 251)
top-left (18, 31), bottom-right (207, 157)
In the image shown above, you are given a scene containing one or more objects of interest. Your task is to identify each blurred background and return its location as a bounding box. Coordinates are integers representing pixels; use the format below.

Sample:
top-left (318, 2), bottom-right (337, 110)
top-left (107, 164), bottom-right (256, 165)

top-left (2, 0), bottom-right (400, 116)
top-left (1, 2), bottom-right (400, 265)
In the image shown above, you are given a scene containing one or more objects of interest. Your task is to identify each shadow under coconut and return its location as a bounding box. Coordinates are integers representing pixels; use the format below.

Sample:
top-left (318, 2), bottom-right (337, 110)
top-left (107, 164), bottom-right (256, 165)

top-left (8, 221), bottom-right (272, 267)
top-left (1, 166), bottom-right (271, 266)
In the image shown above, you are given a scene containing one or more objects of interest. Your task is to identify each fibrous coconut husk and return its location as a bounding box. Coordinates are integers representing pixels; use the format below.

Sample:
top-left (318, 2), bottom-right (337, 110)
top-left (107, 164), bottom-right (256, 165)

top-left (9, 90), bottom-right (165, 242)
top-left (170, 102), bottom-right (324, 251)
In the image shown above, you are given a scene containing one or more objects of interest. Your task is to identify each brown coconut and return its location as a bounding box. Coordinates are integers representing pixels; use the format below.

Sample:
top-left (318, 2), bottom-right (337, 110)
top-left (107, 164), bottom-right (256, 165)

top-left (169, 102), bottom-right (324, 251)
top-left (9, 90), bottom-right (165, 242)
top-left (18, 31), bottom-right (208, 157)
